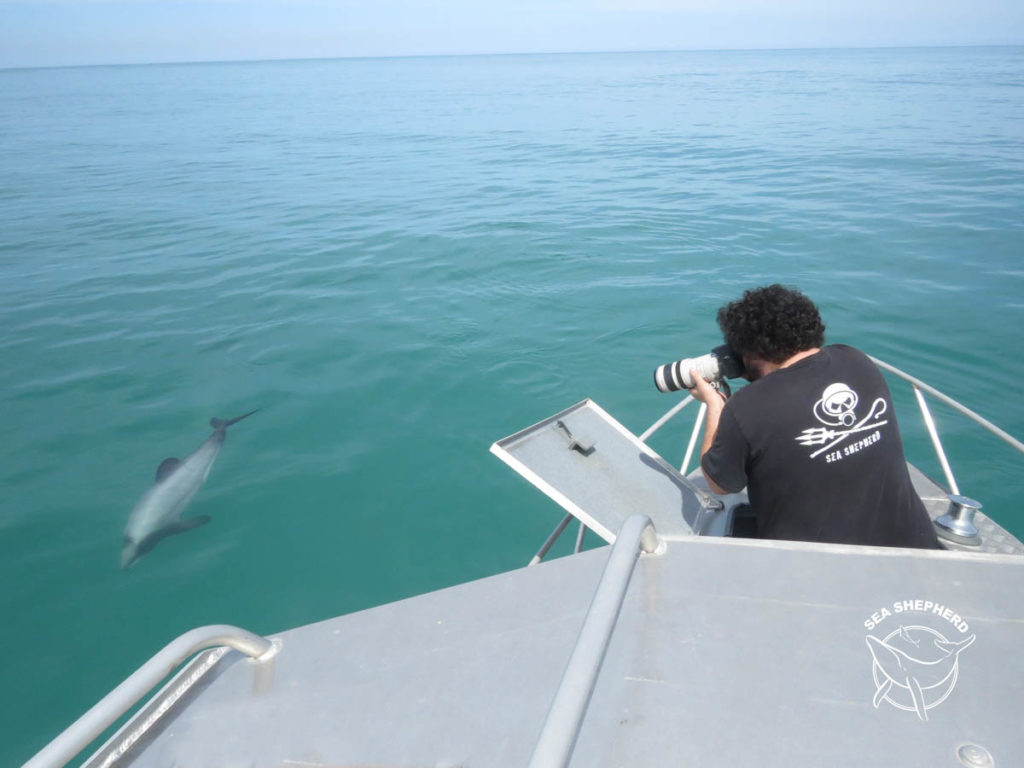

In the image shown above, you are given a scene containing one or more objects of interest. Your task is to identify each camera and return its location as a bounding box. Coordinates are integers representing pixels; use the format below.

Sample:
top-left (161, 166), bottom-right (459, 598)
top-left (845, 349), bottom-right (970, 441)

top-left (653, 344), bottom-right (746, 393)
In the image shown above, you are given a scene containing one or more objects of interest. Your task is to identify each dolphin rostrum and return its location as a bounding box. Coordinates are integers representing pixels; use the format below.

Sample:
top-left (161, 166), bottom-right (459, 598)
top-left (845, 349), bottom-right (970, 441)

top-left (865, 630), bottom-right (976, 721)
top-left (121, 410), bottom-right (257, 569)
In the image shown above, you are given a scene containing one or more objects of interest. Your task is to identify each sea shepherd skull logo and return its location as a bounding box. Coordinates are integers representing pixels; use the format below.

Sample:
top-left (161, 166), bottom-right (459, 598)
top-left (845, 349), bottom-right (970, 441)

top-left (796, 382), bottom-right (888, 461)
top-left (864, 601), bottom-right (976, 721)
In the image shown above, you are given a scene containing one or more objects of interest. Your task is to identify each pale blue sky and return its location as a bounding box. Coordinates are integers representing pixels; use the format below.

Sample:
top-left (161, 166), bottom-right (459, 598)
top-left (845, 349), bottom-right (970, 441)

top-left (2, 0), bottom-right (1023, 69)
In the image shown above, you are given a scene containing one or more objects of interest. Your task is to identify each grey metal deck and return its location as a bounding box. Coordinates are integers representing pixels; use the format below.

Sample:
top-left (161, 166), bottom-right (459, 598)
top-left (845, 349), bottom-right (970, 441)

top-left (112, 544), bottom-right (613, 767)
top-left (575, 536), bottom-right (1022, 767)
top-left (103, 533), bottom-right (1023, 767)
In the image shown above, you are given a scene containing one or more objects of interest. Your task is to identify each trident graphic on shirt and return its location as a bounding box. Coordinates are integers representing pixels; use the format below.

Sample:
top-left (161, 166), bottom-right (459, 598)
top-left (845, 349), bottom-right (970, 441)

top-left (796, 383), bottom-right (889, 459)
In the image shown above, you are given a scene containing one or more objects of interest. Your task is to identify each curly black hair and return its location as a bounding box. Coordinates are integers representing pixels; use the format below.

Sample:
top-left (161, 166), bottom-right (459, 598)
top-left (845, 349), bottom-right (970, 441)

top-left (717, 284), bottom-right (825, 364)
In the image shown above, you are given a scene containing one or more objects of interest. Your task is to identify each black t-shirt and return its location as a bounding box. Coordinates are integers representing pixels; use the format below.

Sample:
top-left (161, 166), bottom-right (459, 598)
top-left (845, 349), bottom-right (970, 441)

top-left (701, 345), bottom-right (939, 548)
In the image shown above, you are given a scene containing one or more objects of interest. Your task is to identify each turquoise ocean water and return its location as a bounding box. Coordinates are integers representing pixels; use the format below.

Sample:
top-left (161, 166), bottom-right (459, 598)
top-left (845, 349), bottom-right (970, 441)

top-left (2, 47), bottom-right (1023, 763)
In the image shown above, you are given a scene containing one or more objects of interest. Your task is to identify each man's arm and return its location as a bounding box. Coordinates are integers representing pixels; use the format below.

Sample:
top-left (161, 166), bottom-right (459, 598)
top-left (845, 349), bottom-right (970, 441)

top-left (688, 370), bottom-right (730, 495)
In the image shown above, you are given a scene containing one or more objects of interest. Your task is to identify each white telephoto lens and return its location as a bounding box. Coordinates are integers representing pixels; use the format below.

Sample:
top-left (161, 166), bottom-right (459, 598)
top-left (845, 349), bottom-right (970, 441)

top-left (654, 352), bottom-right (721, 393)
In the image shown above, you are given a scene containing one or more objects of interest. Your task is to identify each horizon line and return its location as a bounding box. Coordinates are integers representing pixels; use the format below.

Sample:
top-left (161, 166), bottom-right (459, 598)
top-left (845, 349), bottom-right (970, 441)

top-left (4, 41), bottom-right (1022, 74)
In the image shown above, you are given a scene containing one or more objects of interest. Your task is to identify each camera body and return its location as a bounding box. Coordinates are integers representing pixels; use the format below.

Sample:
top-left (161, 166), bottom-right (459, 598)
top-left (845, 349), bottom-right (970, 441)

top-left (653, 344), bottom-right (746, 393)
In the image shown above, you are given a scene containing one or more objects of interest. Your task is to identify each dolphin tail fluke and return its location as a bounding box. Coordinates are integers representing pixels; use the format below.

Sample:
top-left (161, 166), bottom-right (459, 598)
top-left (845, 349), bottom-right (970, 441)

top-left (934, 633), bottom-right (976, 657)
top-left (211, 409), bottom-right (259, 431)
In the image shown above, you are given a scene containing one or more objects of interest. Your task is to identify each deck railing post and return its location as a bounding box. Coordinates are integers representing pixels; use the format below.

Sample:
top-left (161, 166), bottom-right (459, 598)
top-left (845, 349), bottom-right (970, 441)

top-left (913, 386), bottom-right (961, 495)
top-left (528, 515), bottom-right (659, 768)
top-left (574, 520), bottom-right (586, 553)
top-left (529, 512), bottom-right (575, 566)
top-left (681, 401), bottom-right (706, 475)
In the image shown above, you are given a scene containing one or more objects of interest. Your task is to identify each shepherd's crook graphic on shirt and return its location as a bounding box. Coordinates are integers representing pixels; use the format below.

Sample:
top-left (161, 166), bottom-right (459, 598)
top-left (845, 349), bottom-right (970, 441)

top-left (796, 382), bottom-right (889, 460)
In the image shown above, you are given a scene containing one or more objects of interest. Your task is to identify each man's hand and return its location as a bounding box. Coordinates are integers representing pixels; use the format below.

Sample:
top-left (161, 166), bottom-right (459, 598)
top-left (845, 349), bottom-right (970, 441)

top-left (689, 370), bottom-right (729, 495)
top-left (688, 370), bottom-right (726, 408)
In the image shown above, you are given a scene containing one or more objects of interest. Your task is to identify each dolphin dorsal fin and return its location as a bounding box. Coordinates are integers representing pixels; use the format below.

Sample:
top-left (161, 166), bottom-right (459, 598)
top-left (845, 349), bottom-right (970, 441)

top-left (156, 457), bottom-right (182, 482)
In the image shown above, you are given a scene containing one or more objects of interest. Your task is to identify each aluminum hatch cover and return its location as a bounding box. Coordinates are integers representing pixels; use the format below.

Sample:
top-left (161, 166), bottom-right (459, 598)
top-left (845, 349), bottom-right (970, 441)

top-left (491, 399), bottom-right (712, 542)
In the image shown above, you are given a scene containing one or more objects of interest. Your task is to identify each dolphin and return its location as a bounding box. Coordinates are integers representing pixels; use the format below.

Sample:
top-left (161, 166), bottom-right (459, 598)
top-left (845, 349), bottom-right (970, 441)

top-left (865, 631), bottom-right (976, 721)
top-left (121, 410), bottom-right (257, 569)
top-left (898, 625), bottom-right (921, 647)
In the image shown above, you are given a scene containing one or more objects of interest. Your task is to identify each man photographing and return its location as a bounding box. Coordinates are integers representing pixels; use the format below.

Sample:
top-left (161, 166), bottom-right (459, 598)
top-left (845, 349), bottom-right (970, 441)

top-left (688, 284), bottom-right (939, 549)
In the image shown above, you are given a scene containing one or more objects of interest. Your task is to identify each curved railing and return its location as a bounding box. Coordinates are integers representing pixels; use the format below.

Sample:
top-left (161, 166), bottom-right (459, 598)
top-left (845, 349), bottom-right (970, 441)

top-left (24, 625), bottom-right (278, 768)
top-left (640, 355), bottom-right (1024, 489)
top-left (529, 356), bottom-right (1024, 564)
top-left (868, 356), bottom-right (1024, 494)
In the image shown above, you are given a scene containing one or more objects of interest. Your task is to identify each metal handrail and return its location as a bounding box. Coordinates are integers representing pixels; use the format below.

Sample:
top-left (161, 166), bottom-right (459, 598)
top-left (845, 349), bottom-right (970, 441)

top-left (527, 355), bottom-right (1024, 566)
top-left (637, 356), bottom-right (1024, 477)
top-left (868, 356), bottom-right (1024, 495)
top-left (528, 515), bottom-right (659, 768)
top-left (638, 394), bottom-right (694, 442)
top-left (24, 624), bottom-right (277, 768)
top-left (868, 356), bottom-right (1024, 455)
